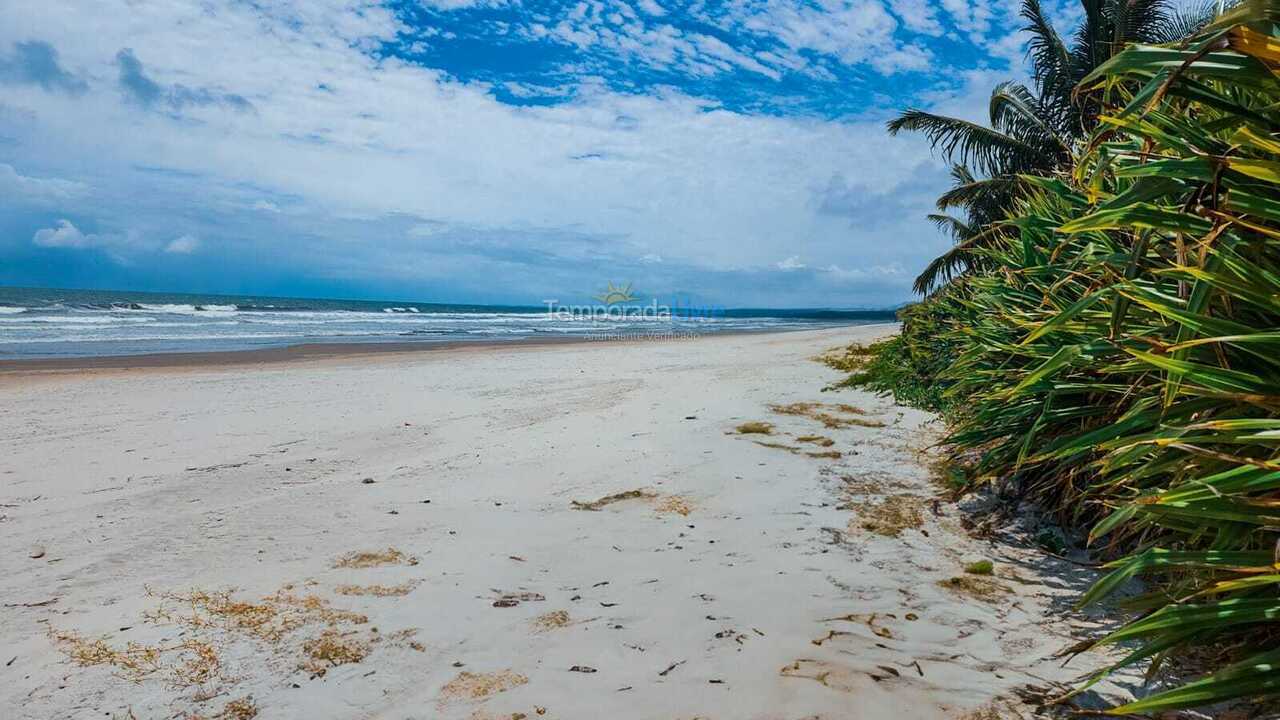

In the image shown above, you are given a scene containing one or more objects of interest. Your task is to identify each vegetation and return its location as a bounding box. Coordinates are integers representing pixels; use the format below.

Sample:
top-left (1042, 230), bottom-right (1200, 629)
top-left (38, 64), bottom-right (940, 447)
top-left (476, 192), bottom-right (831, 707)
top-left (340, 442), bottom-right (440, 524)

top-left (848, 0), bottom-right (1280, 713)
top-left (890, 0), bottom-right (1222, 294)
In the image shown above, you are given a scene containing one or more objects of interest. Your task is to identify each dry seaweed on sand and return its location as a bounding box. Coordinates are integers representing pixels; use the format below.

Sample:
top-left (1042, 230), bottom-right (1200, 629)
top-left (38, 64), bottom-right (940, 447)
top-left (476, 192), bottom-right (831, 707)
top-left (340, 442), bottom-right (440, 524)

top-left (570, 489), bottom-right (657, 511)
top-left (753, 440), bottom-right (803, 454)
top-left (49, 629), bottom-right (217, 685)
top-left (332, 547), bottom-right (418, 569)
top-left (937, 575), bottom-right (1011, 602)
top-left (532, 610), bottom-right (571, 631)
top-left (734, 421), bottom-right (775, 435)
top-left (438, 670), bottom-right (528, 705)
top-left (767, 402), bottom-right (886, 429)
top-left (796, 435), bottom-right (836, 447)
top-left (299, 629), bottom-right (370, 676)
top-left (144, 587), bottom-right (368, 642)
top-left (654, 495), bottom-right (694, 516)
top-left (334, 581), bottom-right (420, 597)
top-left (752, 440), bottom-right (841, 460)
top-left (213, 697), bottom-right (259, 720)
top-left (850, 494), bottom-right (925, 537)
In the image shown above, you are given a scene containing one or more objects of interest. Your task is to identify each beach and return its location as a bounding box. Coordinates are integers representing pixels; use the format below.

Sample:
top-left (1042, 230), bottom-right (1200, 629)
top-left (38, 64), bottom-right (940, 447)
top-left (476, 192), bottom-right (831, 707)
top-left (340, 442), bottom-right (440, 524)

top-left (1, 327), bottom-right (1130, 719)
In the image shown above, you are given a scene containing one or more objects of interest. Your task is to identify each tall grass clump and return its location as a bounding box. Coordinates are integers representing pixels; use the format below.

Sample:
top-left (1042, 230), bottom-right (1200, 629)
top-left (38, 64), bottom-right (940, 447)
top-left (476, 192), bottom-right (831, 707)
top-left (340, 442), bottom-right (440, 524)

top-left (863, 1), bottom-right (1280, 713)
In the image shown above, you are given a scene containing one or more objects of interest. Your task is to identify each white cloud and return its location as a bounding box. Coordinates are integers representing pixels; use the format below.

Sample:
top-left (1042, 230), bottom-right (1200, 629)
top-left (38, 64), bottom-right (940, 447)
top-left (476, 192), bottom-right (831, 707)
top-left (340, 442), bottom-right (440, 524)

top-left (0, 0), bottom-right (997, 305)
top-left (32, 219), bottom-right (96, 248)
top-left (0, 162), bottom-right (87, 202)
top-left (940, 0), bottom-right (995, 39)
top-left (888, 0), bottom-right (944, 35)
top-left (164, 234), bottom-right (200, 253)
top-left (776, 256), bottom-right (806, 271)
top-left (635, 0), bottom-right (665, 17)
top-left (822, 262), bottom-right (905, 281)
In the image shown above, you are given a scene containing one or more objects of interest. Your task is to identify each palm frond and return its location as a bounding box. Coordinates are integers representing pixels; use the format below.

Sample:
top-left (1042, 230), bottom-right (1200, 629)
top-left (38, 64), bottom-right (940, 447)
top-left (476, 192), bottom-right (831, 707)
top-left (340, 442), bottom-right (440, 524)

top-left (1022, 0), bottom-right (1075, 101)
top-left (989, 81), bottom-right (1071, 153)
top-left (1156, 0), bottom-right (1227, 42)
top-left (887, 110), bottom-right (1047, 177)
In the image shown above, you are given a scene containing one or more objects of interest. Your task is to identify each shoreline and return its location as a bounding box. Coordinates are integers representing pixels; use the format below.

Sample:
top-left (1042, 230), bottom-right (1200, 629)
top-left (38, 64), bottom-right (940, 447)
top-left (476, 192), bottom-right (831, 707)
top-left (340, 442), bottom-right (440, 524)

top-left (0, 323), bottom-right (898, 376)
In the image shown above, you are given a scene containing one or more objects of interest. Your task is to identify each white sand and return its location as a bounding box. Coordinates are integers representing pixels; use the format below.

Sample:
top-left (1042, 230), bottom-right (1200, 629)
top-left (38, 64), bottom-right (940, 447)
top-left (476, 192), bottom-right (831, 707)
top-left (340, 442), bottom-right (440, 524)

top-left (0, 327), bottom-right (1133, 719)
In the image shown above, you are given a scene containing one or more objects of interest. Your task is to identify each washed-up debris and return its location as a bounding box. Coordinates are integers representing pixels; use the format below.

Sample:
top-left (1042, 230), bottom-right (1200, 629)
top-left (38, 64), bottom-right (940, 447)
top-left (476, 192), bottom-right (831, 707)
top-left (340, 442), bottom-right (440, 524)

top-left (492, 590), bottom-right (546, 608)
top-left (568, 665), bottom-right (597, 673)
top-left (28, 546), bottom-right (45, 559)
top-left (779, 659), bottom-right (859, 691)
top-left (821, 613), bottom-right (894, 639)
top-left (658, 660), bottom-right (686, 677)
top-left (811, 630), bottom-right (853, 646)
top-left (571, 490), bottom-right (657, 511)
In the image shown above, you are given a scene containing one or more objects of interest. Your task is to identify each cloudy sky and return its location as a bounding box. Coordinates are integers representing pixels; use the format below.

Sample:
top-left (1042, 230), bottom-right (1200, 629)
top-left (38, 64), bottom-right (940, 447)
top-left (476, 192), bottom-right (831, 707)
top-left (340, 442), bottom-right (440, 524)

top-left (0, 0), bottom-right (1079, 307)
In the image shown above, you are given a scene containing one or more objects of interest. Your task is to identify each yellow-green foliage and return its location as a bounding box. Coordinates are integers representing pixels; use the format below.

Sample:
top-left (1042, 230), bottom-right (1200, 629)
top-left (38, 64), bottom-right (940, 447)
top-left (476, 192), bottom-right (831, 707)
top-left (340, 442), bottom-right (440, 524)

top-left (887, 4), bottom-right (1280, 713)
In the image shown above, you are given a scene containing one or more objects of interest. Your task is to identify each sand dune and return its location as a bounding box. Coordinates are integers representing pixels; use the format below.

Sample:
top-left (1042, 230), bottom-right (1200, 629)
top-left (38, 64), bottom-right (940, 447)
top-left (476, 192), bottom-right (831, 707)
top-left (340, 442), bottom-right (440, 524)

top-left (0, 328), bottom-right (1136, 719)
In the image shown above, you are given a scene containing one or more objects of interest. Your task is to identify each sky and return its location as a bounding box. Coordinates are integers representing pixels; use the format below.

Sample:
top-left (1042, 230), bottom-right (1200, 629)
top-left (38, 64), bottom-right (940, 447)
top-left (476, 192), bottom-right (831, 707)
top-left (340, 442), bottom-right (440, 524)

top-left (0, 0), bottom-right (1082, 308)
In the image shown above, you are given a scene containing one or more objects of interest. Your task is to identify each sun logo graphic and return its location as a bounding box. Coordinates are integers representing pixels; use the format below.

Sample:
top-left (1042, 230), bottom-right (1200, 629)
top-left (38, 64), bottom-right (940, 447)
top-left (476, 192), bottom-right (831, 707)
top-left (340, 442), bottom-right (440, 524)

top-left (594, 281), bottom-right (638, 305)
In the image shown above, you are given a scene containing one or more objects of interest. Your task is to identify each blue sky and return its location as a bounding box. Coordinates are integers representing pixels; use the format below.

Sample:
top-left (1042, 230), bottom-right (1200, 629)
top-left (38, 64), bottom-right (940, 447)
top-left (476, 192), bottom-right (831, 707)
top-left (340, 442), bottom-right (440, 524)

top-left (0, 0), bottom-right (1080, 307)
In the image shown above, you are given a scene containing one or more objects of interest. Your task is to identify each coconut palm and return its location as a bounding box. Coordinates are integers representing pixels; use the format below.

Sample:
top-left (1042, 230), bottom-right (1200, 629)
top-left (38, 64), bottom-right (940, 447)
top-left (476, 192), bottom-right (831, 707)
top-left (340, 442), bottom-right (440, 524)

top-left (891, 0), bottom-right (1224, 294)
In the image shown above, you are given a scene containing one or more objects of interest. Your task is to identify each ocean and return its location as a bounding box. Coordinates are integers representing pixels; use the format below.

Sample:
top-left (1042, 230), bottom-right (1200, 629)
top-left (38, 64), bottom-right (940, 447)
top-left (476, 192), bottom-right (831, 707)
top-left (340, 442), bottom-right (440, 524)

top-left (0, 286), bottom-right (897, 359)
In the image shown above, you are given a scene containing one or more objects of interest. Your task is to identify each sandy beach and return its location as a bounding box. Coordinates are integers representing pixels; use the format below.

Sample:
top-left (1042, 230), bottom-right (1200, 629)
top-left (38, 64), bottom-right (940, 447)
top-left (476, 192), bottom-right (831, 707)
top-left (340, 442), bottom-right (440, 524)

top-left (1, 327), bottom-right (1133, 719)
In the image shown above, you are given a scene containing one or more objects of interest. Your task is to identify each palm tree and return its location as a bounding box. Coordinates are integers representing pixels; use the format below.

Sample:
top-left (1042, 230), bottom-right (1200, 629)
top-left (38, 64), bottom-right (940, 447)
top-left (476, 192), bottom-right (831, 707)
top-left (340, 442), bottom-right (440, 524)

top-left (890, 0), bottom-right (1223, 294)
